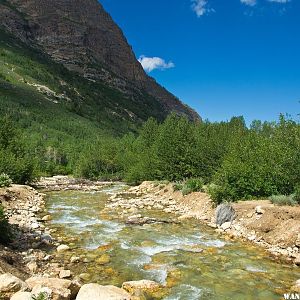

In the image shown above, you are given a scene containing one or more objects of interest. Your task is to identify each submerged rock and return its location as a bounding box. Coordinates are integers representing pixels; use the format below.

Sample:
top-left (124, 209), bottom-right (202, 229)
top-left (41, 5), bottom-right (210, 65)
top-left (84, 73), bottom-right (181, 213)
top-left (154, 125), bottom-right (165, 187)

top-left (122, 280), bottom-right (161, 294)
top-left (291, 279), bottom-right (300, 293)
top-left (126, 216), bottom-right (179, 226)
top-left (96, 254), bottom-right (111, 265)
top-left (57, 245), bottom-right (70, 252)
top-left (215, 204), bottom-right (236, 226)
top-left (42, 215), bottom-right (52, 221)
top-left (76, 284), bottom-right (131, 300)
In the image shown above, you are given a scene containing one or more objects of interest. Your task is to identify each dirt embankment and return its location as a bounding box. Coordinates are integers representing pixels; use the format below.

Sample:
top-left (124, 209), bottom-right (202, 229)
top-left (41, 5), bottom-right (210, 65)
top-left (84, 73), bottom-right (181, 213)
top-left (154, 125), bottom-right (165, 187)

top-left (0, 184), bottom-right (48, 280)
top-left (125, 181), bottom-right (300, 265)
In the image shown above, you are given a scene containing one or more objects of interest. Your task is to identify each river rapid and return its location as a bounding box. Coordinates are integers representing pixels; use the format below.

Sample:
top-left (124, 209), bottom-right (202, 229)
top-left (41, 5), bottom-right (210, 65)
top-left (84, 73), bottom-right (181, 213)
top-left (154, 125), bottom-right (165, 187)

top-left (45, 185), bottom-right (300, 300)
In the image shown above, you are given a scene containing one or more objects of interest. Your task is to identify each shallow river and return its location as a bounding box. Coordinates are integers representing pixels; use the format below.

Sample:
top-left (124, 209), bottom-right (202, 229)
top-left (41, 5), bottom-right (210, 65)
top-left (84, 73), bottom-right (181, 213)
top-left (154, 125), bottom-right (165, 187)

top-left (45, 186), bottom-right (300, 300)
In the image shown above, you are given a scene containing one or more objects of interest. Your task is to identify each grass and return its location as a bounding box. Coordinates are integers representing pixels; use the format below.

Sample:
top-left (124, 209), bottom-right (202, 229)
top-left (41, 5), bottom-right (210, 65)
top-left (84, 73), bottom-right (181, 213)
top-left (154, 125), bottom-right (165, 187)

top-left (269, 195), bottom-right (298, 206)
top-left (182, 178), bottom-right (204, 195)
top-left (172, 178), bottom-right (204, 195)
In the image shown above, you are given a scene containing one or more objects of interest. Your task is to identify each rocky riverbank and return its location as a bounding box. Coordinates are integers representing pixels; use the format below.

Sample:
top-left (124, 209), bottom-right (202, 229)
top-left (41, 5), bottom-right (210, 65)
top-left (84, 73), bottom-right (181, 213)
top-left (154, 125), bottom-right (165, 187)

top-left (0, 181), bottom-right (166, 300)
top-left (33, 176), bottom-right (115, 192)
top-left (106, 181), bottom-right (300, 266)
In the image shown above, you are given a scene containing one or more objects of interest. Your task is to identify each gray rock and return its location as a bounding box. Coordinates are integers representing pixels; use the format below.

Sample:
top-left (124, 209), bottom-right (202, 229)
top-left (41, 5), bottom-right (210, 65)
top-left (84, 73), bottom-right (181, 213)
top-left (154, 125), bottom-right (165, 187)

top-left (215, 204), bottom-right (236, 226)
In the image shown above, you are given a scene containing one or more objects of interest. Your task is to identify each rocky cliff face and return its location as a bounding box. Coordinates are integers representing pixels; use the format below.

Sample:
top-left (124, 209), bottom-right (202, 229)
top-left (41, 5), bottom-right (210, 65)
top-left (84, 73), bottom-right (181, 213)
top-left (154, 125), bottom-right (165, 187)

top-left (0, 0), bottom-right (199, 121)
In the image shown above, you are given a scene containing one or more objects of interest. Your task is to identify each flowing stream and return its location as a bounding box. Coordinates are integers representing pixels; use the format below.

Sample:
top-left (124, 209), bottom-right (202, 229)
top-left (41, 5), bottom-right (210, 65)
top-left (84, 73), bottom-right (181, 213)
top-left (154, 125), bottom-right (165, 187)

top-left (45, 186), bottom-right (300, 300)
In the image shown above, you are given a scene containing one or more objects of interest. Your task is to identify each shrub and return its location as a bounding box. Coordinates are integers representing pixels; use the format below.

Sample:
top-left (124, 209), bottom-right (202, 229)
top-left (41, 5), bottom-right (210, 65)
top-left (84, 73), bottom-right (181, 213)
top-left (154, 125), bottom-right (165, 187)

top-left (182, 178), bottom-right (204, 196)
top-left (207, 183), bottom-right (228, 205)
top-left (0, 173), bottom-right (12, 187)
top-left (32, 292), bottom-right (50, 300)
top-left (269, 195), bottom-right (297, 206)
top-left (173, 182), bottom-right (183, 191)
top-left (0, 205), bottom-right (11, 244)
top-left (0, 151), bottom-right (35, 184)
top-left (293, 185), bottom-right (300, 204)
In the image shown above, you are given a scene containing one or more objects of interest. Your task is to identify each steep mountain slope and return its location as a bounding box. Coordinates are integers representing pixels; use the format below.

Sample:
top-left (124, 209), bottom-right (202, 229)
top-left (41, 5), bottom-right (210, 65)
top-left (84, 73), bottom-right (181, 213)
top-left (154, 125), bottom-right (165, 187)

top-left (0, 0), bottom-right (200, 125)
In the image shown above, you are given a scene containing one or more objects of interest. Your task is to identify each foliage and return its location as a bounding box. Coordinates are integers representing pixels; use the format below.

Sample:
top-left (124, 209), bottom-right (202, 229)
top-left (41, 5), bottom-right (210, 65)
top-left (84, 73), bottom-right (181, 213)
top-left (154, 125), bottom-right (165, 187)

top-left (0, 205), bottom-right (11, 244)
top-left (75, 138), bottom-right (123, 181)
top-left (294, 185), bottom-right (300, 204)
top-left (173, 182), bottom-right (183, 191)
top-left (32, 292), bottom-right (50, 300)
top-left (207, 184), bottom-right (227, 205)
top-left (269, 195), bottom-right (298, 207)
top-left (0, 116), bottom-right (35, 184)
top-left (182, 178), bottom-right (204, 195)
top-left (209, 116), bottom-right (300, 202)
top-left (0, 173), bottom-right (12, 187)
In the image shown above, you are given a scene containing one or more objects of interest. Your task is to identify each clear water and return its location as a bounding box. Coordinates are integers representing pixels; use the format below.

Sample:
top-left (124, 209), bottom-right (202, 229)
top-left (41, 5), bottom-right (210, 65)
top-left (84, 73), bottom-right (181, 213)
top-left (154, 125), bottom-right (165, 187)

top-left (45, 188), bottom-right (300, 300)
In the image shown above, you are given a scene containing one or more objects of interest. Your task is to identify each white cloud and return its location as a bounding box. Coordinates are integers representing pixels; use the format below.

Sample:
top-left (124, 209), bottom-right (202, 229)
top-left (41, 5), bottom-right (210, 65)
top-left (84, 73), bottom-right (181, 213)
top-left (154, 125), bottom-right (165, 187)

top-left (267, 0), bottom-right (290, 3)
top-left (191, 0), bottom-right (210, 17)
top-left (241, 0), bottom-right (257, 6)
top-left (138, 56), bottom-right (175, 72)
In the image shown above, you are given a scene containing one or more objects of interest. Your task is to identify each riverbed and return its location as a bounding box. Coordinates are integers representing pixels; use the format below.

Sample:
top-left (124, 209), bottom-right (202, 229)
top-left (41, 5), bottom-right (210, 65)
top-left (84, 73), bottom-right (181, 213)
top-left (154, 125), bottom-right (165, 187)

top-left (45, 186), bottom-right (300, 300)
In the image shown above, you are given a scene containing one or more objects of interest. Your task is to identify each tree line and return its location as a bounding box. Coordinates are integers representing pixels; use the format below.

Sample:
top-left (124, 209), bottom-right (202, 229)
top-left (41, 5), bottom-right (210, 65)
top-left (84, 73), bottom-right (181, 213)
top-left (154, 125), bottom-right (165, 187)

top-left (0, 113), bottom-right (299, 204)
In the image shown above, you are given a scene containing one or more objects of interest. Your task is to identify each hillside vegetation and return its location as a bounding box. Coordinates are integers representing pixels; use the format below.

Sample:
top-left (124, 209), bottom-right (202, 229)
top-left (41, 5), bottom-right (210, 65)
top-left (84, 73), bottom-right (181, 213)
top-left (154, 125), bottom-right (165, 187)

top-left (0, 28), bottom-right (169, 174)
top-left (78, 113), bottom-right (299, 204)
top-left (1, 109), bottom-right (299, 205)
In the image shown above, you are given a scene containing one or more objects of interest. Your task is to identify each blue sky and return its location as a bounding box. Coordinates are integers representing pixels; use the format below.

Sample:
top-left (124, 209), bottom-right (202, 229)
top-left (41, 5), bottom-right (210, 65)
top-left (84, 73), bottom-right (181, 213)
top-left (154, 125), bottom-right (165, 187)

top-left (100, 0), bottom-right (300, 124)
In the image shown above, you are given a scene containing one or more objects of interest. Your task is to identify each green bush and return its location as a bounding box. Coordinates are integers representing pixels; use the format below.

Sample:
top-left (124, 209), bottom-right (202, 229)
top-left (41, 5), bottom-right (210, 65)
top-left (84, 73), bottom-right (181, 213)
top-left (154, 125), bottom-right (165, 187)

top-left (0, 205), bottom-right (11, 244)
top-left (0, 117), bottom-right (35, 184)
top-left (293, 185), bottom-right (300, 204)
top-left (0, 151), bottom-right (35, 184)
top-left (207, 183), bottom-right (228, 204)
top-left (269, 195), bottom-right (298, 206)
top-left (182, 178), bottom-right (204, 195)
top-left (173, 182), bottom-right (183, 191)
top-left (0, 173), bottom-right (12, 187)
top-left (32, 292), bottom-right (50, 300)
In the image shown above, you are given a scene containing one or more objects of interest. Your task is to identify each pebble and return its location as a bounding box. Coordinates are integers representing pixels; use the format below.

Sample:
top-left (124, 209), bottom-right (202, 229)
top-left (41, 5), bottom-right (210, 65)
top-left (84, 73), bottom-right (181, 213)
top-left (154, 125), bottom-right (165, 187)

top-left (221, 222), bottom-right (232, 231)
top-left (59, 269), bottom-right (71, 279)
top-left (255, 206), bottom-right (265, 215)
top-left (70, 256), bottom-right (81, 263)
top-left (57, 244), bottom-right (70, 252)
top-left (42, 215), bottom-right (52, 221)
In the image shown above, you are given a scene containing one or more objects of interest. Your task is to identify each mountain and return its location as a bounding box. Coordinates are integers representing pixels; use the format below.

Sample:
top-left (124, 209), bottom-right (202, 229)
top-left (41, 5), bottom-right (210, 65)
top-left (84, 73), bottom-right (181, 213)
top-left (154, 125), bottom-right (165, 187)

top-left (0, 0), bottom-right (200, 133)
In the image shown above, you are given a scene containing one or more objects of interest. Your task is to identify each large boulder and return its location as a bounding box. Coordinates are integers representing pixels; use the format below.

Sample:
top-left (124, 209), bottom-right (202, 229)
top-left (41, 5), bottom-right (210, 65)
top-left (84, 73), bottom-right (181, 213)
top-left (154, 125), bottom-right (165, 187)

top-left (0, 273), bottom-right (28, 298)
top-left (25, 277), bottom-right (80, 299)
top-left (215, 204), bottom-right (236, 226)
top-left (291, 279), bottom-right (300, 293)
top-left (10, 292), bottom-right (32, 300)
top-left (31, 284), bottom-right (71, 300)
top-left (76, 284), bottom-right (131, 300)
